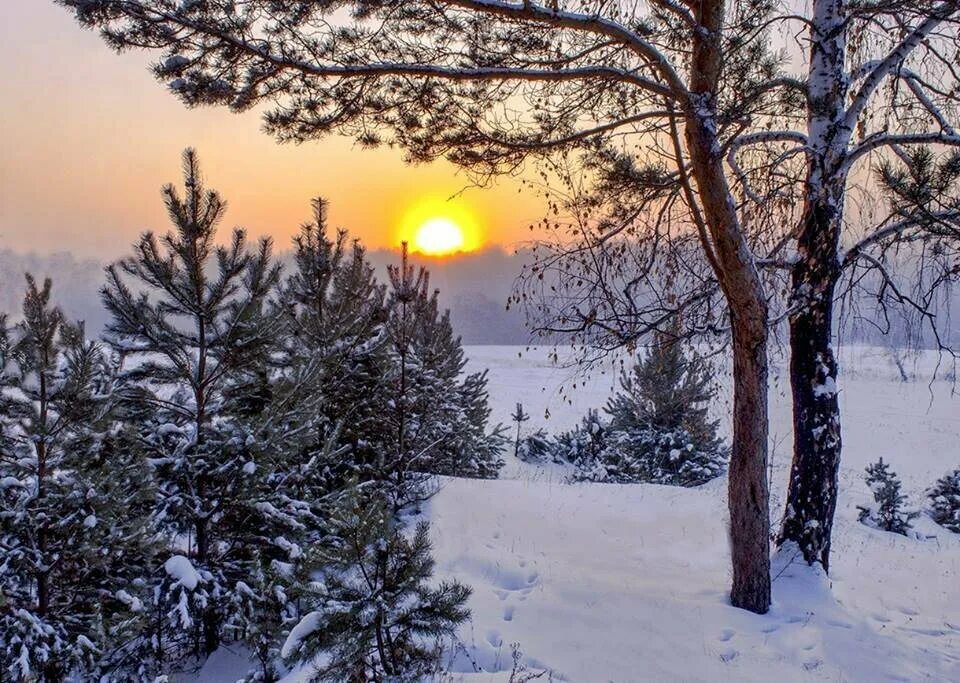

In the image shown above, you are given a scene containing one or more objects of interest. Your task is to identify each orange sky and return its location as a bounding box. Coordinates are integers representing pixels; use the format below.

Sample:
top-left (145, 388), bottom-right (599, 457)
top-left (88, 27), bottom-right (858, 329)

top-left (0, 3), bottom-right (544, 259)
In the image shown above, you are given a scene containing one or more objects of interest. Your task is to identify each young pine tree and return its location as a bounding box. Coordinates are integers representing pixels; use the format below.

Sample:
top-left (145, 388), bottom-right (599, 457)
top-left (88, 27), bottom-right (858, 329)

top-left (554, 409), bottom-right (606, 466)
top-left (511, 403), bottom-right (530, 460)
top-left (575, 331), bottom-right (727, 486)
top-left (101, 149), bottom-right (280, 658)
top-left (280, 492), bottom-right (470, 681)
top-left (857, 459), bottom-right (917, 536)
top-left (0, 277), bottom-right (156, 682)
top-left (929, 468), bottom-right (960, 534)
top-left (516, 429), bottom-right (554, 464)
top-left (273, 198), bottom-right (390, 494)
top-left (384, 244), bottom-right (505, 486)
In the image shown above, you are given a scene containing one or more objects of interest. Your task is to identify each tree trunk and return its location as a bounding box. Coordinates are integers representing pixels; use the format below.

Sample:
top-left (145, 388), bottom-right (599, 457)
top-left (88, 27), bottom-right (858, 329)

top-left (728, 318), bottom-right (772, 612)
top-left (778, 199), bottom-right (843, 570)
top-left (683, 0), bottom-right (772, 613)
top-left (778, 0), bottom-right (849, 571)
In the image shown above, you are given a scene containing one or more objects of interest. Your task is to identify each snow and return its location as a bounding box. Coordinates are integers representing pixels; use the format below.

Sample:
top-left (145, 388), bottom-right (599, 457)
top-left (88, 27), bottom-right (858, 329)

top-left (164, 555), bottom-right (200, 591)
top-left (281, 611), bottom-right (323, 659)
top-left (440, 345), bottom-right (960, 681)
top-left (116, 589), bottom-right (143, 612)
top-left (812, 376), bottom-right (837, 397)
top-left (189, 344), bottom-right (960, 682)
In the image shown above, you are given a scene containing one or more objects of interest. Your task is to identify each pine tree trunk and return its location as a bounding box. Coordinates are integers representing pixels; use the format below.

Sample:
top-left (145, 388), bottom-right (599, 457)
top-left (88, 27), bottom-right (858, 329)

top-left (728, 318), bottom-right (771, 612)
top-left (778, 199), bottom-right (843, 570)
top-left (683, 0), bottom-right (772, 611)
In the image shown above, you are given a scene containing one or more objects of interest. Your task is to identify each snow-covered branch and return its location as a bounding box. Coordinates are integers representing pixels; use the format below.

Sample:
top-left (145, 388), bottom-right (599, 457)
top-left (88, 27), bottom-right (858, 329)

top-left (842, 210), bottom-right (960, 267)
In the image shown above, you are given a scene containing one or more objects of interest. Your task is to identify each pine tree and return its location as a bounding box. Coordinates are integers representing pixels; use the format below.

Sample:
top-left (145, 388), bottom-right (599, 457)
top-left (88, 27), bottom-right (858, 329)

top-left (516, 429), bottom-right (554, 464)
top-left (0, 277), bottom-right (157, 681)
top-left (384, 244), bottom-right (505, 486)
top-left (273, 198), bottom-right (390, 495)
top-left (553, 409), bottom-right (606, 466)
top-left (511, 403), bottom-right (530, 460)
top-left (929, 468), bottom-right (960, 534)
top-left (857, 459), bottom-right (917, 536)
top-left (280, 492), bottom-right (470, 681)
top-left (574, 331), bottom-right (727, 486)
top-left (101, 149), bottom-right (281, 659)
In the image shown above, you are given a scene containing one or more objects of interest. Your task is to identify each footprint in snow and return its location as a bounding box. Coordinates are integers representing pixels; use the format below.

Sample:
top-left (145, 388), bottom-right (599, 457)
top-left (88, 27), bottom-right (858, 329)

top-left (718, 629), bottom-right (735, 643)
top-left (719, 648), bottom-right (738, 663)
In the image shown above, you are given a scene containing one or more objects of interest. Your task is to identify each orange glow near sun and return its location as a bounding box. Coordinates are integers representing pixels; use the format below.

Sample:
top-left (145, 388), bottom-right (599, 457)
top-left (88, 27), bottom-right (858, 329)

top-left (398, 197), bottom-right (481, 256)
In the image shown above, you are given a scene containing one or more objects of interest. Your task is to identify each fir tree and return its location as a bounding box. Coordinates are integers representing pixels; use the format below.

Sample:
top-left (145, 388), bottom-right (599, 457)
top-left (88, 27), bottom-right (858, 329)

top-left (857, 459), bottom-right (917, 536)
top-left (929, 468), bottom-right (960, 534)
top-left (280, 493), bottom-right (470, 681)
top-left (0, 277), bottom-right (156, 682)
top-left (101, 149), bottom-right (281, 658)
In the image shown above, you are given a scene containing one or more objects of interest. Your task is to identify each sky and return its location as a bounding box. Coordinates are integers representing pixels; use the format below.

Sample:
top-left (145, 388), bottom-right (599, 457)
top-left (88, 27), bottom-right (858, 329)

top-left (0, 3), bottom-right (544, 260)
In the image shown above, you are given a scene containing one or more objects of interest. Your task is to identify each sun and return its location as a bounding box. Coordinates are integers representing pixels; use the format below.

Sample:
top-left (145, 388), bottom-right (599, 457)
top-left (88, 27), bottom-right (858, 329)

top-left (397, 196), bottom-right (481, 255)
top-left (413, 217), bottom-right (466, 255)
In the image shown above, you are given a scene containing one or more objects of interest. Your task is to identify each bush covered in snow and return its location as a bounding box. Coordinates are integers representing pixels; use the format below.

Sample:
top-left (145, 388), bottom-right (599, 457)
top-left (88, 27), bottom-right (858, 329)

top-left (516, 428), bottom-right (555, 464)
top-left (574, 425), bottom-right (726, 486)
top-left (928, 467), bottom-right (960, 533)
top-left (857, 459), bottom-right (918, 535)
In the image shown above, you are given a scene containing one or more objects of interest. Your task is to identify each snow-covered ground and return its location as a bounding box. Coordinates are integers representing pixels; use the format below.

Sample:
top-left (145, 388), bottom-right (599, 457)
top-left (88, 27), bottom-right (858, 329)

top-left (190, 345), bottom-right (960, 682)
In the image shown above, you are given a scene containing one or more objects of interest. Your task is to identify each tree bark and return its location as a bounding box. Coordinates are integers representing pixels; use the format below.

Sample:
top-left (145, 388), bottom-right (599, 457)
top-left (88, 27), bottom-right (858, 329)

top-left (777, 0), bottom-right (848, 572)
top-left (728, 318), bottom-right (772, 612)
top-left (779, 200), bottom-right (843, 570)
top-left (684, 0), bottom-right (772, 615)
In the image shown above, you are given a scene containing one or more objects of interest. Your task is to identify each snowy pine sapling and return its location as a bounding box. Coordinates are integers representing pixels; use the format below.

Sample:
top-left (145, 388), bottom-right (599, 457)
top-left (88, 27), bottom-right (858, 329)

top-left (857, 459), bottom-right (918, 536)
top-left (573, 332), bottom-right (727, 486)
top-left (281, 493), bottom-right (470, 681)
top-left (516, 429), bottom-right (554, 464)
top-left (929, 468), bottom-right (960, 534)
top-left (0, 277), bottom-right (157, 681)
top-left (552, 410), bottom-right (606, 466)
top-left (384, 244), bottom-right (505, 489)
top-left (102, 149), bottom-right (281, 658)
top-left (511, 403), bottom-right (530, 460)
top-left (273, 198), bottom-right (391, 495)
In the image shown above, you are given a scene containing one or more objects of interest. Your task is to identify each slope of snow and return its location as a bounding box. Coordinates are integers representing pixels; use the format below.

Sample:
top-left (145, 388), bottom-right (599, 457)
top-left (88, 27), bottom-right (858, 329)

top-left (436, 345), bottom-right (960, 681)
top-left (192, 345), bottom-right (960, 682)
top-left (428, 477), bottom-right (959, 681)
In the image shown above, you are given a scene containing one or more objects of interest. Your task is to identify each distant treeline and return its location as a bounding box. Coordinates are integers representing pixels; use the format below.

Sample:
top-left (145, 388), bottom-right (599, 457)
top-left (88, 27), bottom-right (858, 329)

top-left (0, 247), bottom-right (533, 345)
top-left (1, 247), bottom-right (956, 349)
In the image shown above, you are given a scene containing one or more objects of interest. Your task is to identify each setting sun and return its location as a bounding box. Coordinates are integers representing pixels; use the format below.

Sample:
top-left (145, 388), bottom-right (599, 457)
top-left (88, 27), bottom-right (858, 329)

top-left (413, 217), bottom-right (466, 255)
top-left (397, 196), bottom-right (482, 255)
